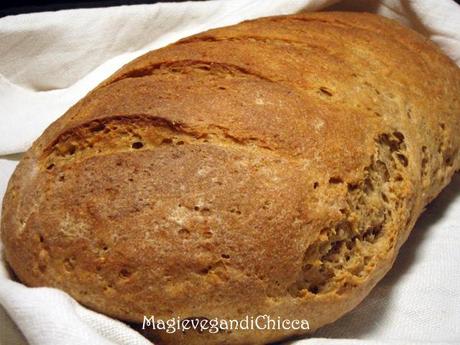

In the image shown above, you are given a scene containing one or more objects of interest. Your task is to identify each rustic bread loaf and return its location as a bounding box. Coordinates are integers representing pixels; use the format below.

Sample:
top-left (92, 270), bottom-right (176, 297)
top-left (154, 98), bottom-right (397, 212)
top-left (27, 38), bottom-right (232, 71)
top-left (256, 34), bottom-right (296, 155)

top-left (2, 11), bottom-right (460, 345)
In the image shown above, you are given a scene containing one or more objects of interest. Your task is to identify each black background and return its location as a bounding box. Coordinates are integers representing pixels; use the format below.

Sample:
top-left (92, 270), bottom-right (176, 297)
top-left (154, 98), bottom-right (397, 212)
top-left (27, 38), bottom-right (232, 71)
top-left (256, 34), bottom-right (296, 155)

top-left (1, 0), bottom-right (460, 18)
top-left (0, 0), bottom-right (195, 17)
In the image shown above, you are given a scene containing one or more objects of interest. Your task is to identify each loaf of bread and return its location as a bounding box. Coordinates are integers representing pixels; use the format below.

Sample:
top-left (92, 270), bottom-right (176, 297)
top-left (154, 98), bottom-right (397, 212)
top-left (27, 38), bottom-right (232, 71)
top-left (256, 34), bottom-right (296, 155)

top-left (2, 11), bottom-right (460, 345)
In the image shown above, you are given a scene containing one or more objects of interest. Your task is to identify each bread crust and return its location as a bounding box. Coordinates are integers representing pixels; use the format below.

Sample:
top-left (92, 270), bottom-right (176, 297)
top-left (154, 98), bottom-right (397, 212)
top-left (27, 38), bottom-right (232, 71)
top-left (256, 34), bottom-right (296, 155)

top-left (2, 12), bottom-right (460, 345)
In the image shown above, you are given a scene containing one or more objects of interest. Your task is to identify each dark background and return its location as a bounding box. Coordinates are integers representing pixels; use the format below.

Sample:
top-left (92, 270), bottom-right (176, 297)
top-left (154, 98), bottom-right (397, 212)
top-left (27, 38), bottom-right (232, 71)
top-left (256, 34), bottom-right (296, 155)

top-left (1, 0), bottom-right (460, 17)
top-left (0, 0), bottom-right (194, 17)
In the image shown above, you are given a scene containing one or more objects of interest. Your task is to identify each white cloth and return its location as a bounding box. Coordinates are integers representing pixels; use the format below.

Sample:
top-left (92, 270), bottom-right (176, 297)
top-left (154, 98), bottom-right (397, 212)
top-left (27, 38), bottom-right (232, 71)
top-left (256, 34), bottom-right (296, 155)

top-left (0, 0), bottom-right (459, 344)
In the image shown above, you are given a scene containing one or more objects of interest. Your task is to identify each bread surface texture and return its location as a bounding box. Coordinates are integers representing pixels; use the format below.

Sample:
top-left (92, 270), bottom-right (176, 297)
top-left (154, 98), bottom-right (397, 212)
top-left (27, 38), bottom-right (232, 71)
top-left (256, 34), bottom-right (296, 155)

top-left (2, 11), bottom-right (460, 345)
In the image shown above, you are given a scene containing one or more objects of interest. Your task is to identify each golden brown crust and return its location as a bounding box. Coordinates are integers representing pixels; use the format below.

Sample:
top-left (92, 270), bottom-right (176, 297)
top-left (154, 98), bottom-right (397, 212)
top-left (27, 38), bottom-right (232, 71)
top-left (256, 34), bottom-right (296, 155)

top-left (2, 11), bottom-right (460, 345)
